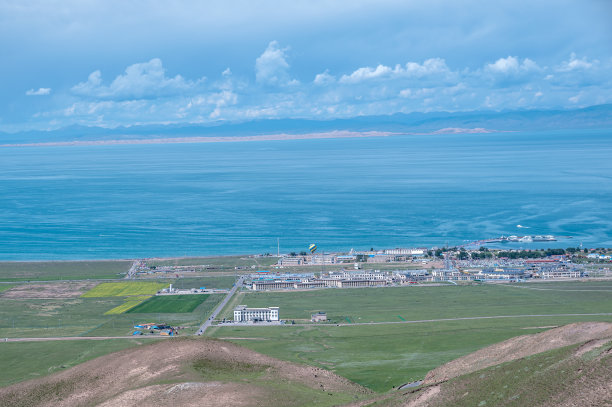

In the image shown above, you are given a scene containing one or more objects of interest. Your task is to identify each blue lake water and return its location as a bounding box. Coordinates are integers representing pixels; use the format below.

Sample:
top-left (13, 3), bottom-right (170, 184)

top-left (1, 129), bottom-right (611, 260)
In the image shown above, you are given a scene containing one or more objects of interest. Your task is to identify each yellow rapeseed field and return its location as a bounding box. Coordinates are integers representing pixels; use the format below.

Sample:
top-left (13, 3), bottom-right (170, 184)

top-left (81, 282), bottom-right (168, 298)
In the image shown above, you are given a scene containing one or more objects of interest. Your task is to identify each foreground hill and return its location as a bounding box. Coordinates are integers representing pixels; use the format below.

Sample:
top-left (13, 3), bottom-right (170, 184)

top-left (0, 338), bottom-right (371, 407)
top-left (392, 322), bottom-right (612, 407)
top-left (2, 323), bottom-right (610, 406)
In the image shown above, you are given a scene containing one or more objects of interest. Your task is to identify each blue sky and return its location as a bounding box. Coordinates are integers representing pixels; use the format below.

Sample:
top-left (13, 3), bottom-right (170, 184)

top-left (1, 0), bottom-right (611, 131)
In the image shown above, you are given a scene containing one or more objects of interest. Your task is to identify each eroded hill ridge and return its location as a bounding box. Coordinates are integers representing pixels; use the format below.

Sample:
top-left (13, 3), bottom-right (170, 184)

top-left (0, 338), bottom-right (371, 407)
top-left (424, 322), bottom-right (612, 384)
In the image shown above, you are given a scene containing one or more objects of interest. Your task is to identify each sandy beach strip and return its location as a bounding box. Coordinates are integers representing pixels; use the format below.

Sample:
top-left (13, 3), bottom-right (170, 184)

top-left (0, 128), bottom-right (501, 148)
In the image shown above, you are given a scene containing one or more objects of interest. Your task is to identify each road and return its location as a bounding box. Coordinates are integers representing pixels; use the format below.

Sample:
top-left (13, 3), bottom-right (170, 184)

top-left (4, 312), bottom-right (612, 342)
top-left (124, 260), bottom-right (139, 279)
top-left (196, 275), bottom-right (244, 335)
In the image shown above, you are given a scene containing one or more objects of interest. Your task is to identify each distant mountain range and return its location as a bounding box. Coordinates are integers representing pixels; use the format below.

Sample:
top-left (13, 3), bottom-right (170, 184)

top-left (2, 104), bottom-right (611, 145)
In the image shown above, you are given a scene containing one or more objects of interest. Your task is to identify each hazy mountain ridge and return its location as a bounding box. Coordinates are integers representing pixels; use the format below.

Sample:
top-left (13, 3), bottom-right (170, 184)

top-left (1, 104), bottom-right (611, 144)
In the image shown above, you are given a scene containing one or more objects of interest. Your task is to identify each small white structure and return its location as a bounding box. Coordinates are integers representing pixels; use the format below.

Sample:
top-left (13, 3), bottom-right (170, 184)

top-left (233, 305), bottom-right (279, 322)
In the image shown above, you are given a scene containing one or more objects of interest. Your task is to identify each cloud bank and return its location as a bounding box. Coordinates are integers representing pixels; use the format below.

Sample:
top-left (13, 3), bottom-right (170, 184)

top-left (15, 42), bottom-right (612, 129)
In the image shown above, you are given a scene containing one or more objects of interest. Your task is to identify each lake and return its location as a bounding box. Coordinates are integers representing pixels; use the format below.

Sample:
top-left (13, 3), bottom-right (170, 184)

top-left (1, 128), bottom-right (611, 260)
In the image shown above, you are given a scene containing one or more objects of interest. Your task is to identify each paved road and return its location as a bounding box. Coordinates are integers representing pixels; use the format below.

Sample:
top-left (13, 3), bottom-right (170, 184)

top-left (196, 275), bottom-right (244, 335)
top-left (124, 260), bottom-right (139, 279)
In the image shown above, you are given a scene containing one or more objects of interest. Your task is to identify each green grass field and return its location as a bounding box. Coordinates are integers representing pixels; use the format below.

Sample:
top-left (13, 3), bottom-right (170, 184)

top-left (220, 282), bottom-right (612, 322)
top-left (0, 290), bottom-right (224, 339)
top-left (208, 282), bottom-right (612, 392)
top-left (0, 261), bottom-right (133, 282)
top-left (167, 276), bottom-right (237, 289)
top-left (127, 294), bottom-right (210, 313)
top-left (0, 284), bottom-right (15, 293)
top-left (104, 296), bottom-right (151, 315)
top-left (0, 339), bottom-right (155, 387)
top-left (147, 255), bottom-right (279, 270)
top-left (81, 282), bottom-right (168, 297)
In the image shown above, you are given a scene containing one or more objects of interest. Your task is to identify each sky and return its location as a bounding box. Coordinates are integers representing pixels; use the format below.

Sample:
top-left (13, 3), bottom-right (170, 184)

top-left (1, 0), bottom-right (611, 131)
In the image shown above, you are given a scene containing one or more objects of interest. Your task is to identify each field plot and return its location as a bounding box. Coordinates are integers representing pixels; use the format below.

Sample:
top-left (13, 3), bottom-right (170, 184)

top-left (0, 284), bottom-right (15, 293)
top-left (81, 282), bottom-right (168, 297)
top-left (127, 294), bottom-right (210, 313)
top-left (104, 296), bottom-right (151, 315)
top-left (1, 282), bottom-right (97, 299)
top-left (0, 260), bottom-right (133, 281)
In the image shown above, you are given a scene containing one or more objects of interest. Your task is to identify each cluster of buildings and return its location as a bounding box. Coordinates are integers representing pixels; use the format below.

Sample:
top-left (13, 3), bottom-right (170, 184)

top-left (278, 248), bottom-right (430, 266)
top-left (432, 258), bottom-right (585, 281)
top-left (249, 269), bottom-right (427, 291)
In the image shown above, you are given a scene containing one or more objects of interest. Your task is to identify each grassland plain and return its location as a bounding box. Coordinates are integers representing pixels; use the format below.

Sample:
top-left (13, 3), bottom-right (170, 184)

top-left (126, 294), bottom-right (210, 313)
top-left (209, 282), bottom-right (612, 391)
top-left (0, 339), bottom-right (155, 387)
top-left (221, 282), bottom-right (612, 322)
top-left (81, 281), bottom-right (168, 297)
top-left (147, 255), bottom-right (279, 269)
top-left (0, 260), bottom-right (133, 281)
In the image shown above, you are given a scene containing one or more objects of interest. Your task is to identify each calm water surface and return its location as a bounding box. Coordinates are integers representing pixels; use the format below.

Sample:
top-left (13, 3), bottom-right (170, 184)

top-left (1, 129), bottom-right (611, 259)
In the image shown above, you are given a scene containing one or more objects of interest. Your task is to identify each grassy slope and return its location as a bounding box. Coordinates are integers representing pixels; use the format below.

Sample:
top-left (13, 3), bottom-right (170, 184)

top-left (0, 339), bottom-right (152, 387)
top-left (420, 340), bottom-right (612, 407)
top-left (127, 294), bottom-right (210, 313)
top-left (0, 284), bottom-right (15, 293)
top-left (0, 261), bottom-right (133, 281)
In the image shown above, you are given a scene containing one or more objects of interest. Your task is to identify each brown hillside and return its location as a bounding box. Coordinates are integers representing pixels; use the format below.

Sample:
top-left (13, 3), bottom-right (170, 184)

top-left (424, 322), bottom-right (612, 385)
top-left (0, 338), bottom-right (371, 407)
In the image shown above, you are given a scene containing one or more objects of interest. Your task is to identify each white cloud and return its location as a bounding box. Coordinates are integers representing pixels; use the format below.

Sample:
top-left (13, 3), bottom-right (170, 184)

top-left (339, 58), bottom-right (450, 84)
top-left (340, 64), bottom-right (393, 83)
top-left (255, 41), bottom-right (297, 86)
top-left (399, 88), bottom-right (411, 97)
top-left (72, 58), bottom-right (205, 99)
top-left (486, 56), bottom-right (540, 74)
top-left (26, 87), bottom-right (51, 96)
top-left (557, 52), bottom-right (597, 72)
top-left (313, 70), bottom-right (335, 85)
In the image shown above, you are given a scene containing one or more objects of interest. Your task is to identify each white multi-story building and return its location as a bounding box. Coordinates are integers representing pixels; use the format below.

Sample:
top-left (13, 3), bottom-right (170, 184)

top-left (233, 305), bottom-right (279, 322)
